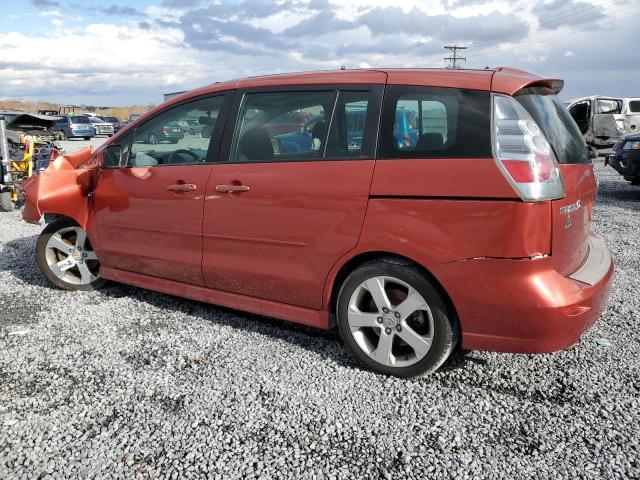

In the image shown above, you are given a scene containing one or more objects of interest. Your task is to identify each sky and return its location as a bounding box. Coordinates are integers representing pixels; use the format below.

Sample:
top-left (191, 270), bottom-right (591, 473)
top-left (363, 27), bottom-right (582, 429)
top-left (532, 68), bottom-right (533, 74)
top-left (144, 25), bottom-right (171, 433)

top-left (0, 0), bottom-right (638, 106)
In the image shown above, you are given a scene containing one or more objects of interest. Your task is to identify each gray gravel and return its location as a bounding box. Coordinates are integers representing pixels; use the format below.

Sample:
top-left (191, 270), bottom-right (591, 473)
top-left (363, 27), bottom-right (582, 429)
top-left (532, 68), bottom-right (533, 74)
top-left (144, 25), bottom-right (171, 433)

top-left (1, 158), bottom-right (639, 479)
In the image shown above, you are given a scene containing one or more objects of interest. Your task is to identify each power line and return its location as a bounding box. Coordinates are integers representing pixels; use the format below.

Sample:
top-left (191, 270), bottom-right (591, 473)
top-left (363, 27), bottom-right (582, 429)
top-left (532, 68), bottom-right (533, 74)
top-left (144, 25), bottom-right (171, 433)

top-left (469, 1), bottom-right (640, 55)
top-left (471, 6), bottom-right (640, 60)
top-left (468, 0), bottom-right (620, 49)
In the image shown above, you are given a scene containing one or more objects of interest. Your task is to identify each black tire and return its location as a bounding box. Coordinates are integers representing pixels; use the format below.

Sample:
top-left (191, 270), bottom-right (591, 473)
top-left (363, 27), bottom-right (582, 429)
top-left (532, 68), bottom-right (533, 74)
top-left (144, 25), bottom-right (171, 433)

top-left (337, 258), bottom-right (458, 377)
top-left (0, 190), bottom-right (15, 212)
top-left (170, 139), bottom-right (179, 144)
top-left (58, 131), bottom-right (67, 141)
top-left (83, 137), bottom-right (91, 140)
top-left (36, 217), bottom-right (106, 291)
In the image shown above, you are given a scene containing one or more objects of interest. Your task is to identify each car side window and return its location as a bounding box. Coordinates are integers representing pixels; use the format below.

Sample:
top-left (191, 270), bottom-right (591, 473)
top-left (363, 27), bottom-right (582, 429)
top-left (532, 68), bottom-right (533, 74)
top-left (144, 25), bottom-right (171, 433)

top-left (128, 95), bottom-right (225, 167)
top-left (379, 85), bottom-right (492, 159)
top-left (325, 91), bottom-right (370, 159)
top-left (229, 91), bottom-right (337, 163)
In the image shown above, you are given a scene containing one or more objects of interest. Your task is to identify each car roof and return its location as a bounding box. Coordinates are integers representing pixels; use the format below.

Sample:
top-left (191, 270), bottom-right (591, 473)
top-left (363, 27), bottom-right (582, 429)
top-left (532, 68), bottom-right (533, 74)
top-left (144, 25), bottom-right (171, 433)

top-left (134, 67), bottom-right (561, 129)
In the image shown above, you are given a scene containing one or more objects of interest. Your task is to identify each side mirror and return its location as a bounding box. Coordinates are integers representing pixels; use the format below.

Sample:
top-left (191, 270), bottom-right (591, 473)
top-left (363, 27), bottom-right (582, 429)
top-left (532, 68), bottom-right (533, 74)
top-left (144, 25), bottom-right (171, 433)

top-left (102, 144), bottom-right (123, 168)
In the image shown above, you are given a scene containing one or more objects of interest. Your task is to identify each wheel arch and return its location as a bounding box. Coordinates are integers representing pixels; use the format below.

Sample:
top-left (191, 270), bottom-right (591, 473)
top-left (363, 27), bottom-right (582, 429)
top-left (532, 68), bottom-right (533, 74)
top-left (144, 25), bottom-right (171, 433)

top-left (43, 213), bottom-right (78, 225)
top-left (324, 251), bottom-right (459, 329)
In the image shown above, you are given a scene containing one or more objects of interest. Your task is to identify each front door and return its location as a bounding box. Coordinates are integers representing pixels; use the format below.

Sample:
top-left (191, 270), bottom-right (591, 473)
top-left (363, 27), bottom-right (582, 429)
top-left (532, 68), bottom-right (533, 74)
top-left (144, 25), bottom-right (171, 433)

top-left (90, 93), bottom-right (230, 286)
top-left (202, 86), bottom-right (383, 309)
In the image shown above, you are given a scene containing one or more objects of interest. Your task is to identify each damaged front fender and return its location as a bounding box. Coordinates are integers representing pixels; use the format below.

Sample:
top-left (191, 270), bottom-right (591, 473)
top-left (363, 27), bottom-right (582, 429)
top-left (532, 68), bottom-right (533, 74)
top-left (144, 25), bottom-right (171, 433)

top-left (21, 147), bottom-right (99, 228)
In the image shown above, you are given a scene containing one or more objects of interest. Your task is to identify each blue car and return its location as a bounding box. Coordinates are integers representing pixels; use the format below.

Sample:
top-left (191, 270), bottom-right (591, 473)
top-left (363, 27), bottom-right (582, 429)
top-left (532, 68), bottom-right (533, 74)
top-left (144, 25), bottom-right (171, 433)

top-left (394, 109), bottom-right (419, 148)
top-left (276, 110), bottom-right (367, 154)
top-left (52, 115), bottom-right (95, 140)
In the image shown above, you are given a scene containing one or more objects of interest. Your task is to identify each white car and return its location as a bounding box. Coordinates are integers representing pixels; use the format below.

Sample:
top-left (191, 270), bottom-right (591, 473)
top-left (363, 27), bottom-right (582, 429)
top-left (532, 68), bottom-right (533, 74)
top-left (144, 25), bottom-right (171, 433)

top-left (87, 116), bottom-right (114, 137)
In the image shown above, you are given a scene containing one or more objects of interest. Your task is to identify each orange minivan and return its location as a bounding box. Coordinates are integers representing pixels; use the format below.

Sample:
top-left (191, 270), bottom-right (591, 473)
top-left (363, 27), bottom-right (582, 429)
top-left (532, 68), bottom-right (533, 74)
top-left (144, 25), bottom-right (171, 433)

top-left (22, 68), bottom-right (613, 377)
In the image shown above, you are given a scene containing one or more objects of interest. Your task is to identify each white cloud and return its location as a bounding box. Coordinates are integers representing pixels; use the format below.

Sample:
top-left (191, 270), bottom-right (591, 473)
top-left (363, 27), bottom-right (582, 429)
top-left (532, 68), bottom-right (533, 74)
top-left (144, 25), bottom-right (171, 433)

top-left (0, 0), bottom-right (637, 104)
top-left (37, 10), bottom-right (62, 17)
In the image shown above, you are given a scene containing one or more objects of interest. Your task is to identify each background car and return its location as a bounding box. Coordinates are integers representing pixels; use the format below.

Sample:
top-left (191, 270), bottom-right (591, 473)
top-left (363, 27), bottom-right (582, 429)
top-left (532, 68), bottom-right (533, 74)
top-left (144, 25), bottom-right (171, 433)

top-left (88, 116), bottom-right (115, 137)
top-left (136, 122), bottom-right (184, 144)
top-left (393, 108), bottom-right (419, 148)
top-left (567, 95), bottom-right (625, 147)
top-left (185, 119), bottom-right (205, 135)
top-left (275, 110), bottom-right (367, 154)
top-left (51, 115), bottom-right (95, 140)
top-left (606, 132), bottom-right (640, 185)
top-left (102, 116), bottom-right (126, 133)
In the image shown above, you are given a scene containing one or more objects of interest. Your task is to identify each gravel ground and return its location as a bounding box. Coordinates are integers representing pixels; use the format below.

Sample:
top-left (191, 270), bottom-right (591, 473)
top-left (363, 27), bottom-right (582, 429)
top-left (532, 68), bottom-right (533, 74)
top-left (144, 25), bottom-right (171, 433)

top-left (0, 158), bottom-right (638, 479)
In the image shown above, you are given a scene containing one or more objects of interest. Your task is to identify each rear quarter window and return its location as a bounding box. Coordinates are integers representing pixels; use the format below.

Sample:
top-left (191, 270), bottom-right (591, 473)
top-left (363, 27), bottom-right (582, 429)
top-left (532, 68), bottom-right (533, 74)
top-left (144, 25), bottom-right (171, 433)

top-left (629, 100), bottom-right (640, 113)
top-left (379, 86), bottom-right (492, 159)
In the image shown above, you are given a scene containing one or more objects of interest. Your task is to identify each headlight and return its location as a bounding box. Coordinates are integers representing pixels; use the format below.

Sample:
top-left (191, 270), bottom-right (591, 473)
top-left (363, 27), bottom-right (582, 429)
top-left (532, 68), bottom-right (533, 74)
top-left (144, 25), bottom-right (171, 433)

top-left (623, 140), bottom-right (640, 150)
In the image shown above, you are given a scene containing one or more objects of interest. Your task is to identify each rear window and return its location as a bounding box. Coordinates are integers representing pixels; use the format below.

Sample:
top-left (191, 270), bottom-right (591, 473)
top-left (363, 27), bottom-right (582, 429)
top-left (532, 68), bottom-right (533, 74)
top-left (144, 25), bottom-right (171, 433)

top-left (515, 87), bottom-right (590, 164)
top-left (71, 116), bottom-right (90, 124)
top-left (379, 86), bottom-right (492, 159)
top-left (629, 101), bottom-right (640, 113)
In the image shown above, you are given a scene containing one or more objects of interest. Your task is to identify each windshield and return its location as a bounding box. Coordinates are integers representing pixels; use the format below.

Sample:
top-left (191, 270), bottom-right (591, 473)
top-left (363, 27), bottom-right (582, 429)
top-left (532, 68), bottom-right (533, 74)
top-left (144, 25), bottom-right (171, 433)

top-left (515, 87), bottom-right (590, 164)
top-left (71, 116), bottom-right (91, 124)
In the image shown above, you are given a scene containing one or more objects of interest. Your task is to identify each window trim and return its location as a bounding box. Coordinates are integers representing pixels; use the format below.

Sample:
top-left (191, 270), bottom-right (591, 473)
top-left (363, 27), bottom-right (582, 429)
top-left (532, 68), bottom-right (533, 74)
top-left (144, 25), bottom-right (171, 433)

top-left (119, 90), bottom-right (234, 168)
top-left (218, 84), bottom-right (384, 165)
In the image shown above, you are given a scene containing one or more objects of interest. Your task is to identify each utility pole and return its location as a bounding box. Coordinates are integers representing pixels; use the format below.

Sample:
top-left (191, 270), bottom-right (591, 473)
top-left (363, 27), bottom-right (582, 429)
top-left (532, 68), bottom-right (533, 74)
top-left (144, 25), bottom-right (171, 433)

top-left (444, 45), bottom-right (467, 69)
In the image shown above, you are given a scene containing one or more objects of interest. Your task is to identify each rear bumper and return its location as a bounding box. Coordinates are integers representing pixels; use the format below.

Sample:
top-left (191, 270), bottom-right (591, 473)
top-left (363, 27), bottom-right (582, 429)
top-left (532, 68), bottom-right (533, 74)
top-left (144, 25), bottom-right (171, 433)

top-left (69, 131), bottom-right (95, 138)
top-left (436, 234), bottom-right (614, 353)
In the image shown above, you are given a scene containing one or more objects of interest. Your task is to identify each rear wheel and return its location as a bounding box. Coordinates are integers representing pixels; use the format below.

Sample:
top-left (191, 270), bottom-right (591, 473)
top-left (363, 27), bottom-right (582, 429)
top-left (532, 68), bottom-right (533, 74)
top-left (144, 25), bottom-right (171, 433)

top-left (83, 137), bottom-right (90, 140)
top-left (36, 218), bottom-right (106, 291)
top-left (337, 259), bottom-right (458, 377)
top-left (0, 190), bottom-right (14, 212)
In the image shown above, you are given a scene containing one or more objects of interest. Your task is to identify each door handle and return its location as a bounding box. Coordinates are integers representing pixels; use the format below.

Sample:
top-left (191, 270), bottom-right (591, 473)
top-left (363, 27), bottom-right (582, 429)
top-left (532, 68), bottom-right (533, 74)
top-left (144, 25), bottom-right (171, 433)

top-left (215, 184), bottom-right (250, 193)
top-left (167, 183), bottom-right (197, 192)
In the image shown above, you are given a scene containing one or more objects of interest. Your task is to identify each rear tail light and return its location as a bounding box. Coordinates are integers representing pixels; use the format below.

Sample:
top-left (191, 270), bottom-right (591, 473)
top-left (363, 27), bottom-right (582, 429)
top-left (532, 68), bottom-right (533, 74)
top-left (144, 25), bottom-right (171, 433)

top-left (67, 122), bottom-right (72, 129)
top-left (492, 94), bottom-right (564, 201)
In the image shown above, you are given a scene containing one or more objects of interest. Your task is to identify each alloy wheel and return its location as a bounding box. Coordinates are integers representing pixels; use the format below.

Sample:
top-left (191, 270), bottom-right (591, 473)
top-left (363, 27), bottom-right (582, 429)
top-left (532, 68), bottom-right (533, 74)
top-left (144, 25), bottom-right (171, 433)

top-left (347, 275), bottom-right (434, 368)
top-left (44, 226), bottom-right (100, 286)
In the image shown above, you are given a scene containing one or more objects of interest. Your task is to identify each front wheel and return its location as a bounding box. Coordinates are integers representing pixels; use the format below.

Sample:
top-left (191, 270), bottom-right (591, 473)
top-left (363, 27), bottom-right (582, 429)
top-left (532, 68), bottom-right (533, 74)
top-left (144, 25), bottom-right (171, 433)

top-left (36, 218), bottom-right (106, 291)
top-left (83, 137), bottom-right (91, 140)
top-left (337, 259), bottom-right (458, 377)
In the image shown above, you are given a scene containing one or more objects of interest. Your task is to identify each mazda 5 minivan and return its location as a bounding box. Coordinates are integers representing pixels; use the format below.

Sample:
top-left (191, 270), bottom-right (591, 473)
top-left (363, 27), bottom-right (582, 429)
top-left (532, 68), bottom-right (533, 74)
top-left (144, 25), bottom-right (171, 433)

top-left (22, 68), bottom-right (613, 377)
